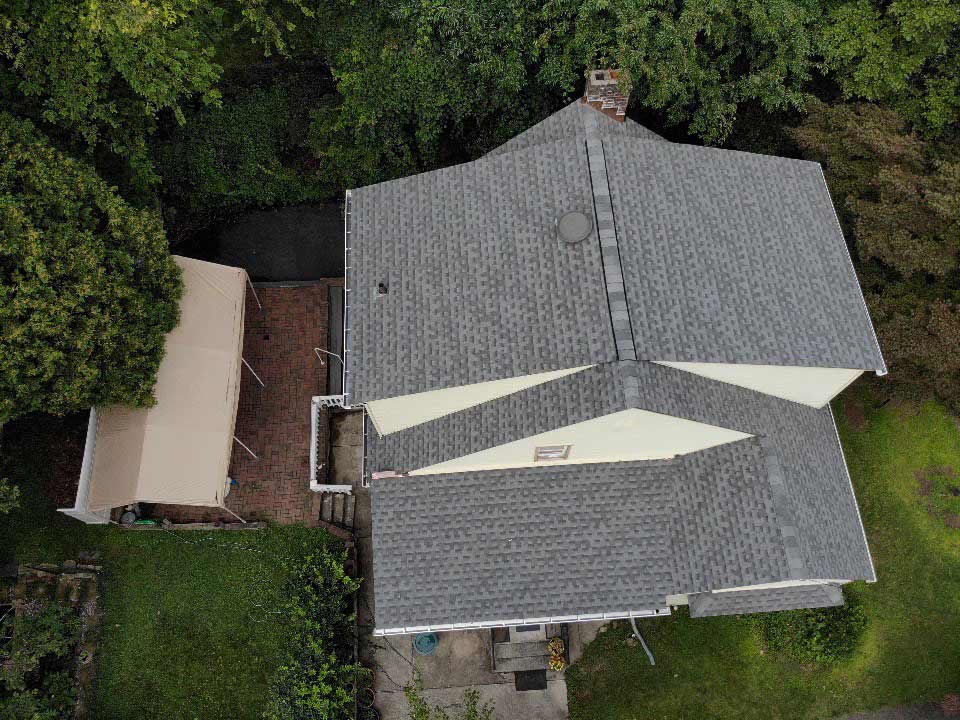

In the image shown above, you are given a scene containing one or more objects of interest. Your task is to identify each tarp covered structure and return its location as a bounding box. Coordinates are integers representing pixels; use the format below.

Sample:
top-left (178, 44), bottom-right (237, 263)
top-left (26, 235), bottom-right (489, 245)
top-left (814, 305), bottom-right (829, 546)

top-left (60, 256), bottom-right (247, 520)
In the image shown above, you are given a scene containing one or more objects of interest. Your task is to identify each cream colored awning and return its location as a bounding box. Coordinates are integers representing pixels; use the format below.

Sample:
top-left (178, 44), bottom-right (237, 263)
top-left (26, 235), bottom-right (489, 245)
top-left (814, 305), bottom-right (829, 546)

top-left (78, 256), bottom-right (247, 512)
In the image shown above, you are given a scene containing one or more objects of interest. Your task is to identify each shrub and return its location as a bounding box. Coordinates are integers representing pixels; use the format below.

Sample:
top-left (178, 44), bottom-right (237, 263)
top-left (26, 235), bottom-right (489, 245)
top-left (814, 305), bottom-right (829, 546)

top-left (0, 601), bottom-right (82, 718)
top-left (157, 84), bottom-right (325, 220)
top-left (755, 587), bottom-right (868, 664)
top-left (404, 674), bottom-right (495, 720)
top-left (264, 542), bottom-right (364, 720)
top-left (0, 478), bottom-right (18, 515)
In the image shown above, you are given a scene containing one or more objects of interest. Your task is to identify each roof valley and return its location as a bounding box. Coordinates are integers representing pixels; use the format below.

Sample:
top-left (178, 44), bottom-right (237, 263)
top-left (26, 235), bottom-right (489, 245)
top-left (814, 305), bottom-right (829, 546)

top-left (582, 110), bottom-right (637, 361)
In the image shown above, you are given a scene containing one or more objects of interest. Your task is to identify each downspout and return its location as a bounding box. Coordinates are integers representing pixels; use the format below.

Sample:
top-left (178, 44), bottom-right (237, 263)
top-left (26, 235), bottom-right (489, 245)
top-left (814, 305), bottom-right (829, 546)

top-left (630, 616), bottom-right (655, 666)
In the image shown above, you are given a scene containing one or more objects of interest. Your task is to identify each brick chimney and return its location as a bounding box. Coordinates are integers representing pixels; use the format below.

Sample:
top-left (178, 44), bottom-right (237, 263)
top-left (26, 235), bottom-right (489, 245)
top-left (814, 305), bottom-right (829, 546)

top-left (582, 68), bottom-right (629, 122)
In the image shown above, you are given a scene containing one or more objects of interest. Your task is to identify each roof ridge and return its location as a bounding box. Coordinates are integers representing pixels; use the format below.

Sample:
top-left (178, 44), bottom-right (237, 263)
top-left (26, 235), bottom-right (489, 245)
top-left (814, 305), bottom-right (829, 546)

top-left (583, 110), bottom-right (638, 361)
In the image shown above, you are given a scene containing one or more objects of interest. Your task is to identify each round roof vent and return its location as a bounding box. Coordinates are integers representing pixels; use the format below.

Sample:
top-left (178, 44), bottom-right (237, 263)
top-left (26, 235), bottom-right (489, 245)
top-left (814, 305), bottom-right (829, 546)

top-left (557, 211), bottom-right (593, 244)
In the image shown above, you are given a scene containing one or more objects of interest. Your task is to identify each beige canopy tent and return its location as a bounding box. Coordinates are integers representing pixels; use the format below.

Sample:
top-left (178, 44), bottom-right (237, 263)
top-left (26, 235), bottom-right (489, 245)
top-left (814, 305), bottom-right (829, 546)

top-left (60, 256), bottom-right (249, 523)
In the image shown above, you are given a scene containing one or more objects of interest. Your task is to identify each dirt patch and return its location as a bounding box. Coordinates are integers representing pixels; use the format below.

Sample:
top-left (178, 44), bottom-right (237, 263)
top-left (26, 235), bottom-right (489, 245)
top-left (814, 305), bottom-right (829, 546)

top-left (914, 466), bottom-right (960, 530)
top-left (844, 399), bottom-right (868, 431)
top-left (890, 396), bottom-right (922, 419)
top-left (0, 412), bottom-right (88, 508)
top-left (918, 477), bottom-right (935, 496)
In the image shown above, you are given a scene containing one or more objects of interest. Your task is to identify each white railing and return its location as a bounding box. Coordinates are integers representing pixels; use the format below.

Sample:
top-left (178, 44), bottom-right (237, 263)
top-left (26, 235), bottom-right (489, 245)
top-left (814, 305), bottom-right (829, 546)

top-left (309, 396), bottom-right (353, 493)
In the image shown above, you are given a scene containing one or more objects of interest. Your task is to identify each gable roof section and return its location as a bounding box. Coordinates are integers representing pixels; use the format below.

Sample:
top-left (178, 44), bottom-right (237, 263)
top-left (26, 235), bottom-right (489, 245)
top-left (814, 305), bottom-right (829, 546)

top-left (345, 137), bottom-right (616, 404)
top-left (371, 439), bottom-right (792, 631)
top-left (604, 140), bottom-right (886, 371)
top-left (367, 360), bottom-right (876, 585)
top-left (485, 100), bottom-right (665, 158)
top-left (367, 363), bottom-right (626, 472)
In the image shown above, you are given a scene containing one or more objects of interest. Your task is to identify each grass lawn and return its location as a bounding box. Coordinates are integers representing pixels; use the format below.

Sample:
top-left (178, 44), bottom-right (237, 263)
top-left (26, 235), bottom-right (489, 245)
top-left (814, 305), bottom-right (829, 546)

top-left (567, 388), bottom-right (960, 719)
top-left (0, 413), bottom-right (337, 720)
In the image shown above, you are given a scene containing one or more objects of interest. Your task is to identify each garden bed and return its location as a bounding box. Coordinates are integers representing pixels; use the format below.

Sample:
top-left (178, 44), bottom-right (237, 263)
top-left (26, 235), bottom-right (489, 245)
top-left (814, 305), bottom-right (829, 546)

top-left (1, 560), bottom-right (103, 718)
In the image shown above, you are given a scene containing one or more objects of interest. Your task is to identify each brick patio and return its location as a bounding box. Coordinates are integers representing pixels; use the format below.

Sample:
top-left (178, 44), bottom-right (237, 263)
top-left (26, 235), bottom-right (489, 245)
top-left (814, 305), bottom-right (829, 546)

top-left (153, 281), bottom-right (340, 525)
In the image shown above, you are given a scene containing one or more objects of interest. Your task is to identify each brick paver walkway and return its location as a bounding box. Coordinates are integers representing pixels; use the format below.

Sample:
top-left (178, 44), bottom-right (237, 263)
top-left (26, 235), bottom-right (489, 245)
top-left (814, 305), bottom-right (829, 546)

top-left (154, 281), bottom-right (338, 525)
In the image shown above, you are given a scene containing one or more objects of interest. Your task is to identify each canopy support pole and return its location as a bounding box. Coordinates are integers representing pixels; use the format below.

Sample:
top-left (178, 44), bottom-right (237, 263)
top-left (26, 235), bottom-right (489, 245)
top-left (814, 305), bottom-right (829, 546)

top-left (233, 436), bottom-right (258, 459)
top-left (222, 505), bottom-right (248, 524)
top-left (242, 357), bottom-right (265, 388)
top-left (246, 275), bottom-right (263, 311)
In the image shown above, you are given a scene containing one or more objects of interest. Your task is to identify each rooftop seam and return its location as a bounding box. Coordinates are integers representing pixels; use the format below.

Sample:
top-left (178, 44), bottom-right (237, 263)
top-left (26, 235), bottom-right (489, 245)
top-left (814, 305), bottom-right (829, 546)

top-left (759, 435), bottom-right (808, 580)
top-left (583, 111), bottom-right (637, 361)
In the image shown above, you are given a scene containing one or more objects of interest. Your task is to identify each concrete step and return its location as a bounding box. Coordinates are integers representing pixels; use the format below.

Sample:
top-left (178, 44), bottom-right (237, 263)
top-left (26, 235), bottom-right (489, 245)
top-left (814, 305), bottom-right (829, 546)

top-left (494, 640), bottom-right (550, 661)
top-left (344, 494), bottom-right (356, 529)
top-left (317, 492), bottom-right (356, 531)
top-left (494, 654), bottom-right (551, 673)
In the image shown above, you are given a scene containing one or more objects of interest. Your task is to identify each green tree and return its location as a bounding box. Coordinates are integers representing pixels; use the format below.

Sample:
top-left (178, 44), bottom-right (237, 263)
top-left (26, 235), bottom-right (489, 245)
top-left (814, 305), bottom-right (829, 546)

top-left (305, 0), bottom-right (824, 186)
top-left (306, 0), bottom-right (564, 189)
top-left (790, 100), bottom-right (960, 407)
top-left (612, 0), bottom-right (822, 143)
top-left (0, 0), bottom-right (225, 188)
top-left (157, 83), bottom-right (325, 221)
top-left (0, 0), bottom-right (317, 192)
top-left (821, 0), bottom-right (960, 136)
top-left (0, 113), bottom-right (182, 421)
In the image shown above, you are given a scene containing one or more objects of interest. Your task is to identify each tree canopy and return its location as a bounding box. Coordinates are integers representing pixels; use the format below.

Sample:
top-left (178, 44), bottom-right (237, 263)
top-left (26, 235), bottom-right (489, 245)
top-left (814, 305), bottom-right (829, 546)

top-left (0, 0), bottom-right (224, 188)
top-left (307, 0), bottom-right (825, 186)
top-left (821, 0), bottom-right (960, 136)
top-left (0, 113), bottom-right (182, 420)
top-left (791, 100), bottom-right (960, 407)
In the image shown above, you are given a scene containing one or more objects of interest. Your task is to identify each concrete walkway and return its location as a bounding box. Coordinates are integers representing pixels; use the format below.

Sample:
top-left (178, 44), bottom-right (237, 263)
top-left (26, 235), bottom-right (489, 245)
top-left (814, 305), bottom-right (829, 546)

top-left (367, 630), bottom-right (569, 720)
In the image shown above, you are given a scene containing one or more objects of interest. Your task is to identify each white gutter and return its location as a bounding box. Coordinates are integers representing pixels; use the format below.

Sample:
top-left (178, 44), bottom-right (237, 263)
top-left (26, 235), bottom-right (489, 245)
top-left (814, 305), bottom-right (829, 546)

top-left (373, 607), bottom-right (671, 636)
top-left (342, 190), bottom-right (353, 405)
top-left (829, 403), bottom-right (877, 583)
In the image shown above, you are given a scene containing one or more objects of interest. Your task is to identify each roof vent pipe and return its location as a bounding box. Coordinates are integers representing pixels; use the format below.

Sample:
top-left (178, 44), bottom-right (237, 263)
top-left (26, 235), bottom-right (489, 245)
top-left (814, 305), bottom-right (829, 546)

top-left (557, 211), bottom-right (593, 245)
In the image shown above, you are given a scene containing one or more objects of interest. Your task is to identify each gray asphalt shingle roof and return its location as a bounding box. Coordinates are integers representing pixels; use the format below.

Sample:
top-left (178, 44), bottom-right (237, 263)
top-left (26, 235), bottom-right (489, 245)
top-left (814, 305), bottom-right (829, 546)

top-left (371, 439), bottom-right (791, 629)
top-left (367, 359), bottom-right (875, 629)
top-left (345, 100), bottom-right (885, 403)
top-left (345, 137), bottom-right (615, 403)
top-left (605, 139), bottom-right (885, 369)
top-left (350, 99), bottom-right (881, 631)
top-left (688, 584), bottom-right (844, 618)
